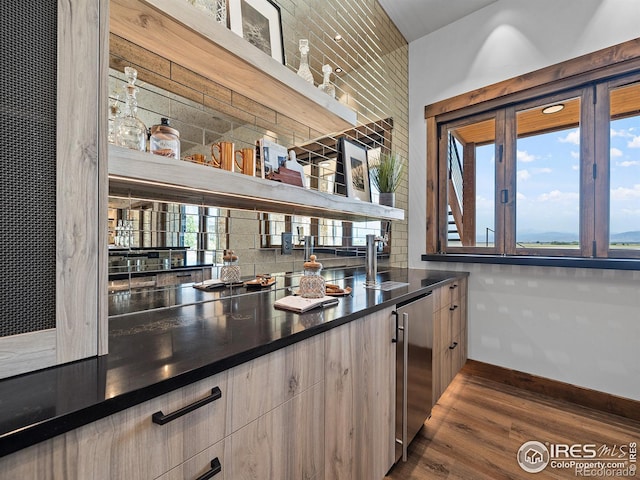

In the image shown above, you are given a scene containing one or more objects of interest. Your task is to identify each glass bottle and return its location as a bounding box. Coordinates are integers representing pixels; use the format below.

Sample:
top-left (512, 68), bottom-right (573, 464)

top-left (318, 64), bottom-right (336, 98)
top-left (299, 255), bottom-right (325, 298)
top-left (220, 250), bottom-right (241, 284)
top-left (107, 95), bottom-right (120, 145)
top-left (296, 39), bottom-right (314, 85)
top-left (115, 67), bottom-right (147, 152)
top-left (150, 118), bottom-right (180, 159)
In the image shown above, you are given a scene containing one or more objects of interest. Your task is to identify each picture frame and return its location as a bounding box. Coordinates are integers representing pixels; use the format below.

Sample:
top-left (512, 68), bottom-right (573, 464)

top-left (339, 138), bottom-right (371, 202)
top-left (260, 137), bottom-right (288, 177)
top-left (228, 0), bottom-right (285, 64)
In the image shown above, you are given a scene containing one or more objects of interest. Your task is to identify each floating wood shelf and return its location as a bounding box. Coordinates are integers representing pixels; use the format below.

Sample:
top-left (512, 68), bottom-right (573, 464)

top-left (110, 0), bottom-right (357, 134)
top-left (108, 146), bottom-right (405, 222)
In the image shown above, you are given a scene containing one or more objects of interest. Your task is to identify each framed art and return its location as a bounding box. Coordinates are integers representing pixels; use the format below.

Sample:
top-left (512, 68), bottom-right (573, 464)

top-left (260, 137), bottom-right (288, 176)
top-left (228, 0), bottom-right (285, 64)
top-left (339, 138), bottom-right (371, 202)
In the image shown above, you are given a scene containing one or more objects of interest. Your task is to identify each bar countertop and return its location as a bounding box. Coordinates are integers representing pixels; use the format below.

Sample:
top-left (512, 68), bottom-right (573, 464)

top-left (0, 267), bottom-right (467, 458)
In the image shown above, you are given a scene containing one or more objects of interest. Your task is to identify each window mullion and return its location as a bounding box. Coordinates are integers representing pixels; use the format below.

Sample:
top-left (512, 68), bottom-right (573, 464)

top-left (580, 86), bottom-right (598, 257)
top-left (593, 82), bottom-right (610, 257)
top-left (498, 108), bottom-right (513, 255)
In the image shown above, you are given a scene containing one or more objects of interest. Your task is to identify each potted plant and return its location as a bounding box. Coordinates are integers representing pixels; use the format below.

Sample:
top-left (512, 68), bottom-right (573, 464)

top-left (370, 152), bottom-right (405, 207)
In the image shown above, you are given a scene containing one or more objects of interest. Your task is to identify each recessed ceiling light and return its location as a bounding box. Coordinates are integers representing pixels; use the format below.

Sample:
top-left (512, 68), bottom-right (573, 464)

top-left (320, 161), bottom-right (331, 167)
top-left (542, 104), bottom-right (565, 114)
top-left (335, 67), bottom-right (343, 74)
top-left (334, 34), bottom-right (342, 42)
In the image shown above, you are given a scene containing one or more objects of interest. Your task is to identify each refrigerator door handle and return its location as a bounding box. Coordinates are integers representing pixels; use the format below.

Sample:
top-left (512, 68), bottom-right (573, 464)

top-left (401, 312), bottom-right (409, 461)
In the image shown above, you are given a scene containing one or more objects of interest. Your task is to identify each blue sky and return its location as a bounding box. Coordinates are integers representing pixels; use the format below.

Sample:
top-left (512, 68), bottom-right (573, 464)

top-left (474, 117), bottom-right (640, 240)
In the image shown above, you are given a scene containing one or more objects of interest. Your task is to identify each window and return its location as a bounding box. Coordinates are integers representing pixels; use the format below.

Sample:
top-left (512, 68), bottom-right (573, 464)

top-left (426, 42), bottom-right (640, 263)
top-left (608, 81), bottom-right (640, 257)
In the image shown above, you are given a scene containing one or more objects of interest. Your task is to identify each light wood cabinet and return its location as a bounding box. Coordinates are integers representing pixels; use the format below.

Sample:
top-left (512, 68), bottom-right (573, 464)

top-left (0, 0), bottom-right (108, 380)
top-left (0, 333), bottom-right (326, 480)
top-left (0, 372), bottom-right (227, 480)
top-left (228, 382), bottom-right (324, 480)
top-left (324, 306), bottom-right (396, 480)
top-left (433, 277), bottom-right (468, 404)
top-left (226, 334), bottom-right (324, 433)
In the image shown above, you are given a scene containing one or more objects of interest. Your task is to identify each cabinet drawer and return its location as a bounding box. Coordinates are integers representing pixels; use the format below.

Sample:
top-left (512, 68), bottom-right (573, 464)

top-left (226, 333), bottom-right (324, 433)
top-left (435, 277), bottom-right (465, 309)
top-left (88, 372), bottom-right (227, 479)
top-left (157, 437), bottom-right (228, 480)
top-left (433, 304), bottom-right (461, 354)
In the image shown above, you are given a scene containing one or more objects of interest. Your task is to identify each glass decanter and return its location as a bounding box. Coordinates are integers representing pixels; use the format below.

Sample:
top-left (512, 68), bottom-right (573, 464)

top-left (296, 39), bottom-right (314, 85)
top-left (107, 94), bottom-right (120, 145)
top-left (115, 67), bottom-right (147, 152)
top-left (318, 64), bottom-right (336, 98)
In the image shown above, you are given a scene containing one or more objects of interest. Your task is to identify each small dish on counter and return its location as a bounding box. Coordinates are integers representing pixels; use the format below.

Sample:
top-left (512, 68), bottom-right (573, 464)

top-left (244, 275), bottom-right (276, 288)
top-left (193, 279), bottom-right (226, 291)
top-left (325, 284), bottom-right (352, 296)
top-left (292, 284), bottom-right (352, 296)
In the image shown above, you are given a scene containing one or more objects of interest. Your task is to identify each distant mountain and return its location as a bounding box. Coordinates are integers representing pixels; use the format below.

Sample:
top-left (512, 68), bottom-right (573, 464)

top-left (515, 231), bottom-right (579, 243)
top-left (610, 231), bottom-right (640, 243)
top-left (475, 230), bottom-right (640, 243)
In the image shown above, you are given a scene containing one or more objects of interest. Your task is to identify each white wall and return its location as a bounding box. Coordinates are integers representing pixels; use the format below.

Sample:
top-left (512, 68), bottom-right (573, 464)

top-left (408, 0), bottom-right (640, 400)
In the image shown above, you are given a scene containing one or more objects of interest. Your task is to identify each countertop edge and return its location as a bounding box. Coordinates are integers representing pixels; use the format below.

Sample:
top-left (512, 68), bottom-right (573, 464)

top-left (0, 272), bottom-right (466, 458)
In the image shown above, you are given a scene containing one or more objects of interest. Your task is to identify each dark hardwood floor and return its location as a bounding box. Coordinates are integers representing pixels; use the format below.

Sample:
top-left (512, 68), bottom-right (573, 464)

top-left (386, 364), bottom-right (640, 479)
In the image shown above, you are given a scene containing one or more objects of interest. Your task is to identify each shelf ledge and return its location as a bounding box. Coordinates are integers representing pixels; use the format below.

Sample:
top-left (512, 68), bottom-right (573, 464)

top-left (108, 145), bottom-right (404, 222)
top-left (110, 0), bottom-right (357, 134)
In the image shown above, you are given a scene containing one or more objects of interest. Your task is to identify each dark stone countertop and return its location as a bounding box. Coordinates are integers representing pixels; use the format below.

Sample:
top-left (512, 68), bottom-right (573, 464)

top-left (0, 267), bottom-right (466, 458)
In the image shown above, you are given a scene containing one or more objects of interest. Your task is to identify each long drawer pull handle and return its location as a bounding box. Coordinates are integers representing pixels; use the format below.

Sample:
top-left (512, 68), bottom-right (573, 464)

top-left (152, 387), bottom-right (221, 425)
top-left (176, 273), bottom-right (193, 278)
top-left (449, 305), bottom-right (458, 311)
top-left (449, 342), bottom-right (459, 350)
top-left (195, 457), bottom-right (222, 480)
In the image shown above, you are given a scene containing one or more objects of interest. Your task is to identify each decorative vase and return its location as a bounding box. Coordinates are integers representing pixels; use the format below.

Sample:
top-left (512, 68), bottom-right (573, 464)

top-left (379, 192), bottom-right (395, 207)
top-left (296, 39), bottom-right (314, 85)
top-left (115, 67), bottom-right (147, 152)
top-left (318, 64), bottom-right (335, 98)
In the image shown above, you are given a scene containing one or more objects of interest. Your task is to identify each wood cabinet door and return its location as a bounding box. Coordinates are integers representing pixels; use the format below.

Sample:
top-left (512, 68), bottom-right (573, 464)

top-left (226, 333), bottom-right (324, 433)
top-left (227, 382), bottom-right (324, 480)
top-left (0, 0), bottom-right (107, 380)
top-left (324, 307), bottom-right (395, 480)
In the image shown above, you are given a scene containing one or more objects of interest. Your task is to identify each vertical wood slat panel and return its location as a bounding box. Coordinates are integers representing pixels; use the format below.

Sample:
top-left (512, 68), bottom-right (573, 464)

top-left (98, 0), bottom-right (110, 355)
top-left (426, 116), bottom-right (438, 253)
top-left (580, 86), bottom-right (597, 257)
top-left (594, 82), bottom-right (611, 258)
top-left (56, 0), bottom-right (100, 362)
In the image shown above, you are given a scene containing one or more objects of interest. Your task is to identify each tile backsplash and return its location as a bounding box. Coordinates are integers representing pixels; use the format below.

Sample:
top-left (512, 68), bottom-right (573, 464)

top-left (107, 0), bottom-right (408, 297)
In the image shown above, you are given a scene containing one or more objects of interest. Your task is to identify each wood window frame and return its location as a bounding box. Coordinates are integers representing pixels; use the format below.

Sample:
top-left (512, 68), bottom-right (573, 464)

top-left (425, 38), bottom-right (640, 264)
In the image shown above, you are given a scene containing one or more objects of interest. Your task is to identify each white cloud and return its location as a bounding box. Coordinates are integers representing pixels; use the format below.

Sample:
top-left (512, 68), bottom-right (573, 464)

top-left (534, 168), bottom-right (552, 174)
top-left (537, 190), bottom-right (579, 202)
top-left (571, 164), bottom-right (579, 171)
top-left (628, 136), bottom-right (640, 148)
top-left (516, 192), bottom-right (526, 201)
top-left (517, 150), bottom-right (536, 163)
top-left (611, 128), bottom-right (632, 138)
top-left (616, 160), bottom-right (640, 167)
top-left (611, 184), bottom-right (640, 200)
top-left (558, 129), bottom-right (580, 145)
top-left (517, 170), bottom-right (531, 181)
top-left (610, 147), bottom-right (623, 158)
top-left (570, 151), bottom-right (579, 159)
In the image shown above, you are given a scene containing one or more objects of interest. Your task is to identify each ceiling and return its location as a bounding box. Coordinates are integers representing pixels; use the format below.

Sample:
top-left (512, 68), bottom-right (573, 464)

top-left (378, 0), bottom-right (498, 43)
